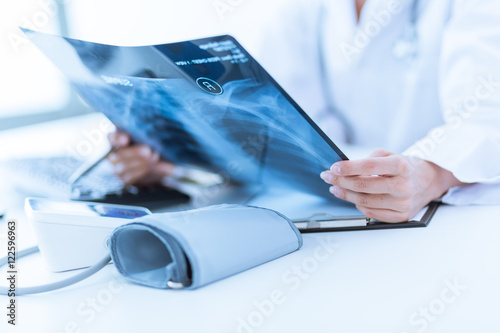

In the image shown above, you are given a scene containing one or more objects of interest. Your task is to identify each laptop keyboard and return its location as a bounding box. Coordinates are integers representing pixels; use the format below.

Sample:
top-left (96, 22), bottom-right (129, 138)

top-left (5, 156), bottom-right (190, 209)
top-left (7, 156), bottom-right (121, 194)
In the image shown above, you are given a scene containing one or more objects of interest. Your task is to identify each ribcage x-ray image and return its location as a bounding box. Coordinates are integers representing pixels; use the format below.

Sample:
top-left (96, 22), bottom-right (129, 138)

top-left (23, 29), bottom-right (348, 199)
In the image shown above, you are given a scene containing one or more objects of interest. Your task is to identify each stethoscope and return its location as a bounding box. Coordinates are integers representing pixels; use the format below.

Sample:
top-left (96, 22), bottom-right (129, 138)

top-left (392, 0), bottom-right (420, 62)
top-left (316, 0), bottom-right (420, 143)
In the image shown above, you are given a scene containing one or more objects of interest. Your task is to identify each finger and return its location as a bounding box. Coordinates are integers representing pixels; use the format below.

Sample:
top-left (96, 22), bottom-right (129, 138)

top-left (156, 161), bottom-right (176, 176)
top-left (113, 159), bottom-right (148, 178)
top-left (109, 145), bottom-right (156, 163)
top-left (355, 205), bottom-right (414, 223)
top-left (330, 155), bottom-right (409, 177)
top-left (117, 159), bottom-right (155, 183)
top-left (369, 148), bottom-right (393, 158)
top-left (121, 163), bottom-right (171, 185)
top-left (321, 172), bottom-right (396, 194)
top-left (108, 131), bottom-right (130, 148)
top-left (115, 158), bottom-right (174, 181)
top-left (121, 169), bottom-right (149, 185)
top-left (329, 186), bottom-right (405, 211)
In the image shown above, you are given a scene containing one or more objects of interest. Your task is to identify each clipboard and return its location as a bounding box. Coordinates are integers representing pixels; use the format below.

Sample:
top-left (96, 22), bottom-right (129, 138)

top-left (292, 201), bottom-right (440, 233)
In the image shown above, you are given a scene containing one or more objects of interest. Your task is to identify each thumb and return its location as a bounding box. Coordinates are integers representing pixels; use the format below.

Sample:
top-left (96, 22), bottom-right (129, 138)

top-left (369, 148), bottom-right (393, 158)
top-left (108, 131), bottom-right (130, 149)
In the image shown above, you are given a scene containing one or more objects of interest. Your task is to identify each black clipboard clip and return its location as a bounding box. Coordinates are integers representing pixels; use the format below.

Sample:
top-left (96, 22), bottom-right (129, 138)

top-left (292, 201), bottom-right (440, 233)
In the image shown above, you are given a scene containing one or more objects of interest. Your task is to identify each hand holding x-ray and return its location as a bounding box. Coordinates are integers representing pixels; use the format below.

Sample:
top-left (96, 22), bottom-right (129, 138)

top-left (107, 131), bottom-right (176, 186)
top-left (321, 149), bottom-right (464, 222)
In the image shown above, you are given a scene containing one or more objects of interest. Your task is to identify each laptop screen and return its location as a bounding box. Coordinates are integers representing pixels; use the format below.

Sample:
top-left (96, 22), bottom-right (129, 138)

top-left (23, 30), bottom-right (347, 199)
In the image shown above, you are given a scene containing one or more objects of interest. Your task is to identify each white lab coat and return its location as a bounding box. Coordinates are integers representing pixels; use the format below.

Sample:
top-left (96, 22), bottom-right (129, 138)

top-left (252, 0), bottom-right (500, 205)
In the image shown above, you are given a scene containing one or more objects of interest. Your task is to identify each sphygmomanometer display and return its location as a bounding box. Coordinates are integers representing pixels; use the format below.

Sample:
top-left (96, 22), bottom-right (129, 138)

top-left (31, 200), bottom-right (150, 219)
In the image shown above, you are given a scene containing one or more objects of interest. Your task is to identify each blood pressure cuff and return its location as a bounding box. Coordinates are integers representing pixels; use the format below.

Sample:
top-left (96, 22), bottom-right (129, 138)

top-left (109, 204), bottom-right (302, 289)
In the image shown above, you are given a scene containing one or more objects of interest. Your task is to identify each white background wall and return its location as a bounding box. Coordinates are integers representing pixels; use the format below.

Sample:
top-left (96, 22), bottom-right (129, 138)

top-left (0, 0), bottom-right (290, 119)
top-left (66, 0), bottom-right (288, 57)
top-left (0, 0), bottom-right (69, 118)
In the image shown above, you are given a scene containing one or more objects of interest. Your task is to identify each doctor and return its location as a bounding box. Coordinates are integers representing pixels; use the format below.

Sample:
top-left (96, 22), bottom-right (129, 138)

top-left (108, 0), bottom-right (500, 222)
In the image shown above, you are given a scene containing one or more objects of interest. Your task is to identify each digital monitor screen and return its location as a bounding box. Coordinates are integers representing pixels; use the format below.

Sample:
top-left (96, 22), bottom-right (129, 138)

top-left (30, 199), bottom-right (150, 219)
top-left (23, 29), bottom-right (348, 199)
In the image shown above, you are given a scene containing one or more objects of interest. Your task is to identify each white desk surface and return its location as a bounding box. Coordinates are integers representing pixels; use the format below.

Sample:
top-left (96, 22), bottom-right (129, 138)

top-left (1, 114), bottom-right (500, 333)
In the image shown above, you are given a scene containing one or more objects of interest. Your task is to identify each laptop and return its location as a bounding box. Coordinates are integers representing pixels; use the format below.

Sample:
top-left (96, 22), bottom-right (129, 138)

top-left (22, 29), bottom-right (438, 231)
top-left (3, 155), bottom-right (191, 210)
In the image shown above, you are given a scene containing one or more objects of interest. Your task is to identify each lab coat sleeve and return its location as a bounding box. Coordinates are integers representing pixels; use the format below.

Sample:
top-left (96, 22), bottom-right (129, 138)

top-left (403, 0), bottom-right (500, 205)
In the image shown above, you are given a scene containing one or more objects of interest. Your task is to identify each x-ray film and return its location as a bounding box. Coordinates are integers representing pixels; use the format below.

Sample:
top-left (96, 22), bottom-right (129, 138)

top-left (24, 30), bottom-right (348, 199)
